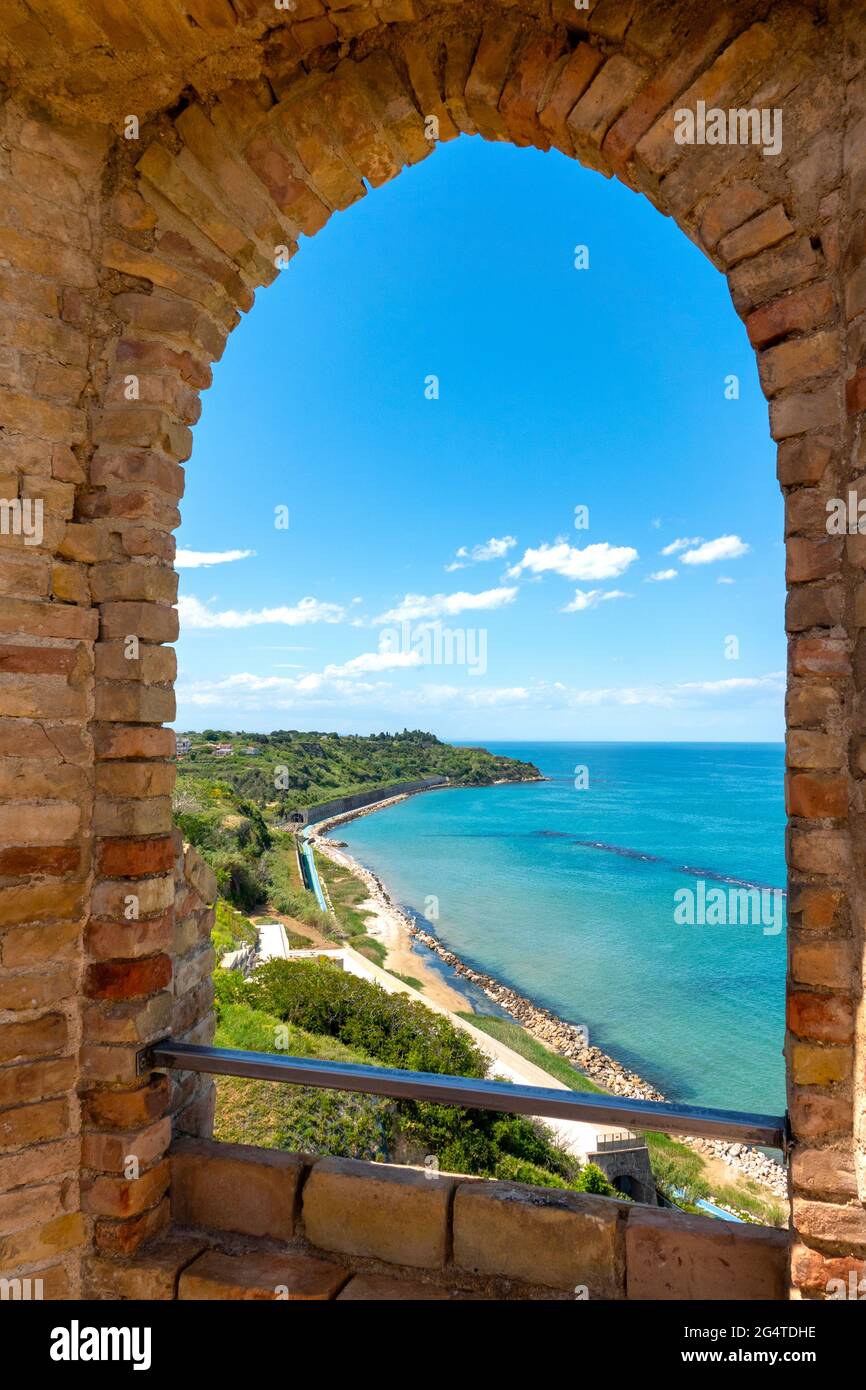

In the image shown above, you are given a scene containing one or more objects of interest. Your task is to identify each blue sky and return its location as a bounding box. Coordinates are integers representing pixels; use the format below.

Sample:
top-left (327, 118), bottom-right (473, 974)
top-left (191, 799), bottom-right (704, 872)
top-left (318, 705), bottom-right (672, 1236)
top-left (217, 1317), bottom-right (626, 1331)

top-left (174, 135), bottom-right (784, 741)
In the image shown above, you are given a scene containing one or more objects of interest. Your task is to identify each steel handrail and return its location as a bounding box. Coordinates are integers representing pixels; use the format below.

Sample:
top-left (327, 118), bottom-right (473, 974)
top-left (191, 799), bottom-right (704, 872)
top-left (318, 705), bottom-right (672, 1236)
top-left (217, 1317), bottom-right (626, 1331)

top-left (140, 1039), bottom-right (788, 1151)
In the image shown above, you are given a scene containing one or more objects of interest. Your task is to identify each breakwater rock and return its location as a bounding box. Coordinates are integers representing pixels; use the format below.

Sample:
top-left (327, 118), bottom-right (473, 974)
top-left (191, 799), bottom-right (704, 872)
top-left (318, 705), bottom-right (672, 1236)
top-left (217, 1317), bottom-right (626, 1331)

top-left (310, 828), bottom-right (788, 1203)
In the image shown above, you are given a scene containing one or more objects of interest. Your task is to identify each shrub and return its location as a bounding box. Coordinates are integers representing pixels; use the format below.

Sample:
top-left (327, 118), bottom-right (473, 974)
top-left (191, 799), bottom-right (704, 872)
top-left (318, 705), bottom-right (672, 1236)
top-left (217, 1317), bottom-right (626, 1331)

top-left (211, 900), bottom-right (258, 957)
top-left (210, 850), bottom-right (268, 910)
top-left (236, 959), bottom-right (618, 1194)
top-left (246, 958), bottom-right (487, 1077)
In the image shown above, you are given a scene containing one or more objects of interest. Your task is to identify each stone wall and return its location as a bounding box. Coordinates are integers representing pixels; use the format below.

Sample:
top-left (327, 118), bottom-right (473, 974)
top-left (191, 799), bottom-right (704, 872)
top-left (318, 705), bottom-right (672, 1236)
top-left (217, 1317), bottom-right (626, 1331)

top-left (301, 775), bottom-right (448, 825)
top-left (1, 0), bottom-right (866, 1299)
top-left (150, 1139), bottom-right (785, 1301)
top-left (170, 839), bottom-right (217, 1141)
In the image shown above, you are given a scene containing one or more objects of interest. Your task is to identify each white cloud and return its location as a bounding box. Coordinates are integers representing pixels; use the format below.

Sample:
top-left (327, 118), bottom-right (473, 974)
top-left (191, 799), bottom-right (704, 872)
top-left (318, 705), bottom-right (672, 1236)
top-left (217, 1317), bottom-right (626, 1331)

top-left (561, 588), bottom-right (631, 612)
top-left (676, 674), bottom-right (783, 694)
top-left (326, 649), bottom-right (424, 677)
top-left (647, 569), bottom-right (678, 582)
top-left (680, 535), bottom-right (749, 566)
top-left (177, 594), bottom-right (345, 629)
top-left (661, 536), bottom-right (703, 556)
top-left (374, 587), bottom-right (517, 624)
top-left (445, 535), bottom-right (517, 571)
top-left (717, 576), bottom-right (735, 585)
top-left (175, 548), bottom-right (255, 568)
top-left (176, 669), bottom-right (784, 714)
top-left (508, 541), bottom-right (638, 582)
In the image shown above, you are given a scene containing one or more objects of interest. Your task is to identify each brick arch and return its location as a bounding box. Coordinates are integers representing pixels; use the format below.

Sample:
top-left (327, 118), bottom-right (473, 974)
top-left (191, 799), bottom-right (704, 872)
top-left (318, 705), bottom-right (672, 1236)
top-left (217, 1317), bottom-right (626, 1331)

top-left (1, 0), bottom-right (864, 1300)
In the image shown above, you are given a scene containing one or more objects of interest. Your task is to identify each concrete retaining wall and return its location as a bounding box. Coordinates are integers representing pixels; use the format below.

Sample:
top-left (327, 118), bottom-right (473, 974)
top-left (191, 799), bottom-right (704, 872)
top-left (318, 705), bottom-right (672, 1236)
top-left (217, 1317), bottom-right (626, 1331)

top-left (298, 777), bottom-right (448, 827)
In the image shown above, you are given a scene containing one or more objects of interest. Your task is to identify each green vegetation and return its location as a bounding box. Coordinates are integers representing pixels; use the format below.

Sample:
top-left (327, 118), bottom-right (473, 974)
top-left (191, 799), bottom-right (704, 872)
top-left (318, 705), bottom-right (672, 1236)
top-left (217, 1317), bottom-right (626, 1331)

top-left (212, 960), bottom-right (619, 1195)
top-left (173, 729), bottom-right (539, 952)
top-left (392, 973), bottom-right (425, 992)
top-left (642, 1131), bottom-right (785, 1226)
top-left (178, 728), bottom-right (540, 825)
top-left (313, 850), bottom-right (386, 965)
top-left (266, 840), bottom-right (331, 931)
top-left (465, 1014), bottom-right (786, 1226)
top-left (215, 998), bottom-right (391, 1158)
top-left (210, 900), bottom-right (258, 958)
top-left (462, 1014), bottom-right (605, 1095)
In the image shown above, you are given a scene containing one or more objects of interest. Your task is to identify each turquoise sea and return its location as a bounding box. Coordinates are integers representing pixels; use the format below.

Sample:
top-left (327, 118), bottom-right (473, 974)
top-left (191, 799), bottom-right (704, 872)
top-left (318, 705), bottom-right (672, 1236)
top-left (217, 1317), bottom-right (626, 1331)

top-left (333, 743), bottom-right (786, 1115)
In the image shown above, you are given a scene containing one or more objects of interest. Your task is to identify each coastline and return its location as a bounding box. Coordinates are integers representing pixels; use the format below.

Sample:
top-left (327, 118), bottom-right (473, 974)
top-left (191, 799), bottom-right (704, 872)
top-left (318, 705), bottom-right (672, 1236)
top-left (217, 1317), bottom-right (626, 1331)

top-left (306, 789), bottom-right (787, 1200)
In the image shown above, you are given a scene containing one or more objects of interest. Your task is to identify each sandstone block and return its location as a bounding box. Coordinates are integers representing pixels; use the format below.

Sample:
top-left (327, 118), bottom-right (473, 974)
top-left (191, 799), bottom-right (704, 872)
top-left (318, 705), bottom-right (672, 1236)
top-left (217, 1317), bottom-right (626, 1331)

top-left (626, 1207), bottom-right (787, 1300)
top-left (303, 1156), bottom-right (454, 1269)
top-left (453, 1179), bottom-right (625, 1296)
top-left (171, 1136), bottom-right (304, 1241)
top-left (84, 1231), bottom-right (207, 1299)
top-left (179, 1248), bottom-right (347, 1300)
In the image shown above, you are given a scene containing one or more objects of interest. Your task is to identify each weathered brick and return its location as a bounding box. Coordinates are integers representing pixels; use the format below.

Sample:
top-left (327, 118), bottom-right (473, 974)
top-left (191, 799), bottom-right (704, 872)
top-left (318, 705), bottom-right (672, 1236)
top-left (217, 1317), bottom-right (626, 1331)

top-left (84, 1231), bottom-right (207, 1299)
top-left (82, 1076), bottom-right (169, 1130)
top-left (786, 730), bottom-right (843, 771)
top-left (538, 44), bottom-right (604, 151)
top-left (82, 1157), bottom-right (170, 1218)
top-left (0, 1211), bottom-right (85, 1267)
top-left (793, 1198), bottom-right (866, 1250)
top-left (92, 796), bottom-right (173, 836)
top-left (0, 1014), bottom-right (67, 1065)
top-left (790, 1241), bottom-right (866, 1296)
top-left (786, 773), bottom-right (848, 820)
top-left (96, 836), bottom-right (175, 877)
top-left (82, 990), bottom-right (173, 1042)
top-left (760, 330), bottom-right (840, 396)
top-left (93, 1195), bottom-right (170, 1255)
top-left (789, 884), bottom-right (842, 933)
top-left (770, 384), bottom-right (839, 441)
top-left (567, 55), bottom-right (645, 165)
top-left (787, 992), bottom-right (854, 1044)
top-left (719, 204), bottom-right (794, 268)
top-left (0, 967), bottom-right (76, 1011)
top-left (791, 1041), bottom-right (852, 1086)
top-left (701, 181), bottom-right (772, 251)
top-left (0, 1098), bottom-right (68, 1152)
top-left (0, 880), bottom-right (84, 927)
top-left (86, 955), bottom-right (172, 1001)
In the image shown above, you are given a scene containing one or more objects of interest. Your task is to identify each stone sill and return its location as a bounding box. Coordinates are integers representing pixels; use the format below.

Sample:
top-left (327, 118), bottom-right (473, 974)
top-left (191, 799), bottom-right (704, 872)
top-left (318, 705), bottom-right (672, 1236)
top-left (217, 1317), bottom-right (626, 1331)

top-left (87, 1138), bottom-right (789, 1301)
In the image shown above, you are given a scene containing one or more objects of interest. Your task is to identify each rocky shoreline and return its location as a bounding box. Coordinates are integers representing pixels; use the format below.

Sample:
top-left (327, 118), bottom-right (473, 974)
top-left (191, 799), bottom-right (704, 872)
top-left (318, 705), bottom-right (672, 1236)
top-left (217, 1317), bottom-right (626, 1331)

top-left (307, 799), bottom-right (788, 1203)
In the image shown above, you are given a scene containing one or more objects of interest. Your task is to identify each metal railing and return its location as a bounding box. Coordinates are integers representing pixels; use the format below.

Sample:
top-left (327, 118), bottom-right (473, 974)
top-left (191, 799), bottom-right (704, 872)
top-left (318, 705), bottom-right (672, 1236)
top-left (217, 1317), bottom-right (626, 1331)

top-left (139, 1039), bottom-right (789, 1152)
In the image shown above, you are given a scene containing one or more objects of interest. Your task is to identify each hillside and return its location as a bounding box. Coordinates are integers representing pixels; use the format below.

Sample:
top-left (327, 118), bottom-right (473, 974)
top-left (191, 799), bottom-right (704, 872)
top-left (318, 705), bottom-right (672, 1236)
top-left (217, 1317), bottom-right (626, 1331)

top-left (175, 728), bottom-right (540, 817)
top-left (172, 728), bottom-right (540, 914)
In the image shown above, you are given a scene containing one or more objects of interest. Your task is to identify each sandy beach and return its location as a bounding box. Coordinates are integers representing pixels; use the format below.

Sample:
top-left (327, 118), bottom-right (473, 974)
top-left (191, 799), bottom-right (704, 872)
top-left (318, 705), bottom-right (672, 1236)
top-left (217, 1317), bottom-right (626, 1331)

top-left (305, 790), bottom-right (787, 1201)
top-left (310, 794), bottom-right (470, 1013)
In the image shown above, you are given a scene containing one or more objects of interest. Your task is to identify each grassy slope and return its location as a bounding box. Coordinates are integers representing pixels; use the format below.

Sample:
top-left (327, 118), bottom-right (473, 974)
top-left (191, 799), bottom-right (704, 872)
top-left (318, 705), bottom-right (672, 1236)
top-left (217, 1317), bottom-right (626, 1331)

top-left (213, 1001), bottom-right (392, 1159)
top-left (313, 849), bottom-right (386, 965)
